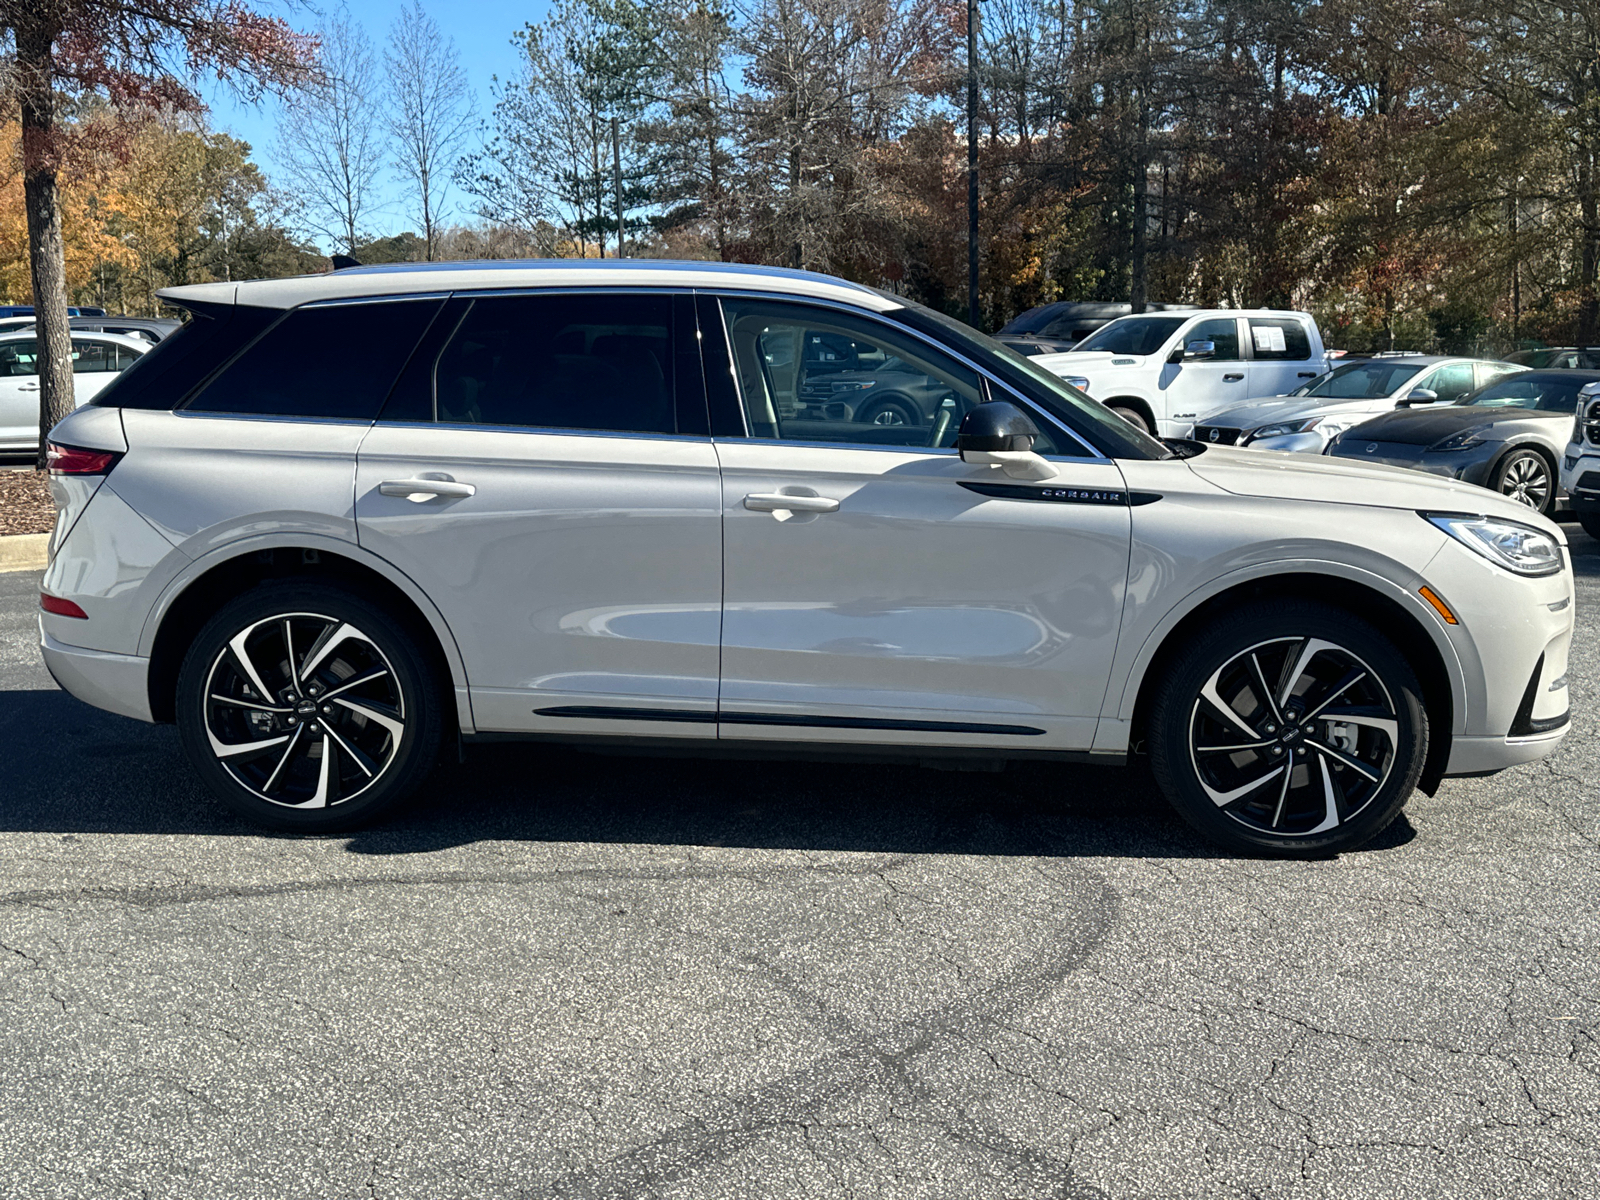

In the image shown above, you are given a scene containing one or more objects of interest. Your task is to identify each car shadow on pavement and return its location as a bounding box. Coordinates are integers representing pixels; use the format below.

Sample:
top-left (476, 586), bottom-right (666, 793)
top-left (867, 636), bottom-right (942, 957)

top-left (0, 687), bottom-right (1416, 860)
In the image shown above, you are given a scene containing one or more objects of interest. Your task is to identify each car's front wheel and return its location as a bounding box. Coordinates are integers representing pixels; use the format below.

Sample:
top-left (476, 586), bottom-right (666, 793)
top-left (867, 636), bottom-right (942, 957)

top-left (1492, 447), bottom-right (1555, 515)
top-left (1148, 601), bottom-right (1426, 856)
top-left (175, 581), bottom-right (445, 831)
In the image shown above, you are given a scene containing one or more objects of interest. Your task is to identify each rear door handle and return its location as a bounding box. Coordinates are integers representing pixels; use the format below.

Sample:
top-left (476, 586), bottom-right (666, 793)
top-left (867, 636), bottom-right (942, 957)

top-left (18, 383), bottom-right (38, 392)
top-left (1223, 373), bottom-right (1244, 381)
top-left (379, 477), bottom-right (476, 502)
top-left (743, 492), bottom-right (839, 513)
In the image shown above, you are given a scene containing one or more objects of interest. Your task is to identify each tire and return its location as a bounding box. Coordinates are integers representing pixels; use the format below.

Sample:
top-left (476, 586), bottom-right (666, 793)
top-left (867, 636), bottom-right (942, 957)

top-left (175, 581), bottom-right (446, 832)
top-left (1147, 601), bottom-right (1426, 856)
top-left (1491, 447), bottom-right (1555, 515)
top-left (1108, 403), bottom-right (1152, 434)
top-left (1577, 507), bottom-right (1600, 542)
top-left (856, 396), bottom-right (920, 427)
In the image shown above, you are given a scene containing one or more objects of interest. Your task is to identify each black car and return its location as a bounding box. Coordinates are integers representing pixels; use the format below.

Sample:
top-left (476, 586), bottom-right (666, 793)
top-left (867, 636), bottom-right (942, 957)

top-left (1505, 347), bottom-right (1600, 369)
top-left (1326, 369), bottom-right (1600, 515)
top-left (996, 301), bottom-right (1197, 356)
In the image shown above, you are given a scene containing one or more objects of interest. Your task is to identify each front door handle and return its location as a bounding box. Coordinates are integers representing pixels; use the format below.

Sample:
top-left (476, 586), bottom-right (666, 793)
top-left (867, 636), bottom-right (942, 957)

top-left (743, 492), bottom-right (840, 513)
top-left (1298, 371), bottom-right (1318, 378)
top-left (1223, 373), bottom-right (1244, 382)
top-left (379, 477), bottom-right (476, 502)
top-left (18, 383), bottom-right (39, 392)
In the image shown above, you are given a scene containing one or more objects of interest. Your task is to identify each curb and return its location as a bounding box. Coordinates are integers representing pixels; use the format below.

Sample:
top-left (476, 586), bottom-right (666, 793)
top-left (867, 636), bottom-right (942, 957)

top-left (0, 533), bottom-right (49, 573)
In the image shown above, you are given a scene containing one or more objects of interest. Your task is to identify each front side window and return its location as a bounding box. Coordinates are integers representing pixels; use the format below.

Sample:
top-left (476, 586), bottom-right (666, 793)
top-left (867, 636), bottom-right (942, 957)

top-left (1187, 318), bottom-right (1241, 360)
top-left (1073, 315), bottom-right (1187, 356)
top-left (186, 298), bottom-right (443, 420)
top-left (432, 294), bottom-right (677, 435)
top-left (720, 297), bottom-right (1061, 453)
top-left (1248, 317), bottom-right (1312, 360)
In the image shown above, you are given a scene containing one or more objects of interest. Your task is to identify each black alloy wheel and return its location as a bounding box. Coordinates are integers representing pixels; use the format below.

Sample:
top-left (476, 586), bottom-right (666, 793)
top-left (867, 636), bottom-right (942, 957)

top-left (1492, 448), bottom-right (1555, 515)
top-left (176, 581), bottom-right (445, 831)
top-left (1148, 601), bottom-right (1427, 856)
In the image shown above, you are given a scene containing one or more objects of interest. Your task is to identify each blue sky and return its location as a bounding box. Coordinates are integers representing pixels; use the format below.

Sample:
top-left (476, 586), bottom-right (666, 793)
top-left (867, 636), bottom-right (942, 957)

top-left (201, 0), bottom-right (547, 246)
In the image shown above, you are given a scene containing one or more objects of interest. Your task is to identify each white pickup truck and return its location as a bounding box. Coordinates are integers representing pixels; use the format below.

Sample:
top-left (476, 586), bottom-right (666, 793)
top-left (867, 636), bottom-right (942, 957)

top-left (1034, 308), bottom-right (1330, 438)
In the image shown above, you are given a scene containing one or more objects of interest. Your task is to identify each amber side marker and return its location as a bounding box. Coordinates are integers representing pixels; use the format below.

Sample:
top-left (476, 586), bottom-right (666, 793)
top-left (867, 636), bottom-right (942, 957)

top-left (1419, 586), bottom-right (1458, 625)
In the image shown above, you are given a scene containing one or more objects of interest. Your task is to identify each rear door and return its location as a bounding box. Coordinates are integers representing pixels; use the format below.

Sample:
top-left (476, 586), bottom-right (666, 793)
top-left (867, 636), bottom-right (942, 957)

top-left (1244, 317), bottom-right (1320, 398)
top-left (353, 291), bottom-right (724, 737)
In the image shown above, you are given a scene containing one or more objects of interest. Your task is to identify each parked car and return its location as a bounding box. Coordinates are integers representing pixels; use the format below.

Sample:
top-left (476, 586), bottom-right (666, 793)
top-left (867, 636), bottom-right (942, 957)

top-left (1193, 357), bottom-right (1525, 452)
top-left (1035, 309), bottom-right (1330, 436)
top-left (1506, 347), bottom-right (1600, 369)
top-left (0, 315), bottom-right (181, 344)
top-left (997, 301), bottom-right (1197, 357)
top-left (1326, 369), bottom-right (1600, 515)
top-left (1557, 380), bottom-right (1600, 538)
top-left (38, 261), bottom-right (1572, 856)
top-left (0, 330), bottom-right (149, 452)
top-left (770, 328), bottom-right (966, 428)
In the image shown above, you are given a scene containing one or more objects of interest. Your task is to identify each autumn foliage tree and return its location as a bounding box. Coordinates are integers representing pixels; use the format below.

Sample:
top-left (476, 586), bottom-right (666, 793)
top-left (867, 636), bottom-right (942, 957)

top-left (0, 0), bottom-right (314, 464)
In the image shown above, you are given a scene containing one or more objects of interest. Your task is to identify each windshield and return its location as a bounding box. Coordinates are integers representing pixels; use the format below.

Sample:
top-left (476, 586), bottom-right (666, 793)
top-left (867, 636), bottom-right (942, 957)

top-left (1298, 360), bottom-right (1425, 399)
top-left (1462, 376), bottom-right (1591, 412)
top-left (884, 300), bottom-right (1171, 459)
top-left (1072, 315), bottom-right (1188, 356)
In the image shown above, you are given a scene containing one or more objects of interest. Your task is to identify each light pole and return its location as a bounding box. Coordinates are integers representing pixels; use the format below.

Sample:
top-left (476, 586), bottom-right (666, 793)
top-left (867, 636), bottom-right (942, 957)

top-left (967, 0), bottom-right (980, 329)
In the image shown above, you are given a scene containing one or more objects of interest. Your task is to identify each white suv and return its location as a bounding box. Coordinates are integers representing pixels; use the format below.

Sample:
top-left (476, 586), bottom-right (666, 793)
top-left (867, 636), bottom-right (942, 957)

top-left (38, 262), bottom-right (1573, 855)
top-left (1035, 309), bottom-right (1328, 436)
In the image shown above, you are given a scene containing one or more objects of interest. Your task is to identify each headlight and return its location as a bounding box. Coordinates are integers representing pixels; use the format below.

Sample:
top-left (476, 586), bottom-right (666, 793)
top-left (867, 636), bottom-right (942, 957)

top-left (831, 380), bottom-right (875, 391)
top-left (1064, 376), bottom-right (1091, 393)
top-left (1430, 425), bottom-right (1492, 452)
top-left (1251, 418), bottom-right (1321, 439)
top-left (1424, 512), bottom-right (1563, 577)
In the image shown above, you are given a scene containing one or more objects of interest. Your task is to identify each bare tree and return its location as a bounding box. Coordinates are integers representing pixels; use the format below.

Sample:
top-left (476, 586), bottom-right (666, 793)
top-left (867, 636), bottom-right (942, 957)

top-left (385, 1), bottom-right (473, 260)
top-left (0, 0), bottom-right (312, 466)
top-left (275, 18), bottom-right (385, 254)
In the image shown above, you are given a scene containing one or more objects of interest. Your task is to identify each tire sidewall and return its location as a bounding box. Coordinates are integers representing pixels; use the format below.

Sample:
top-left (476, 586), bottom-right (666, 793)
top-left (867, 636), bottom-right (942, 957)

top-left (1148, 601), bottom-right (1427, 856)
top-left (1108, 404), bottom-right (1152, 434)
top-left (175, 581), bottom-right (445, 832)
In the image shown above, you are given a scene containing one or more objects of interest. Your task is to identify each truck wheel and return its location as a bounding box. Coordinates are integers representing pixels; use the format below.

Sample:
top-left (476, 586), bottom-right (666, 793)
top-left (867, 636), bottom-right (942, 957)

top-left (1108, 403), bottom-right (1152, 434)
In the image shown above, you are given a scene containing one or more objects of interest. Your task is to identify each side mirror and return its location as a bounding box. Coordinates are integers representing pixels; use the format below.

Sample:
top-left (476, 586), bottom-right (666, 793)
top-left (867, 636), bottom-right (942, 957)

top-left (1397, 387), bottom-right (1439, 407)
top-left (957, 401), bottom-right (1058, 480)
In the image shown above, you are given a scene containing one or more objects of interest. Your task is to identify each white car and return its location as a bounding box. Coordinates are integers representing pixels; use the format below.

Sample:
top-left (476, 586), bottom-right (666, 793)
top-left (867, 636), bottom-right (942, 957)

top-left (0, 329), bottom-right (148, 451)
top-left (37, 261), bottom-right (1573, 856)
top-left (1035, 309), bottom-right (1329, 437)
top-left (1193, 357), bottom-right (1528, 452)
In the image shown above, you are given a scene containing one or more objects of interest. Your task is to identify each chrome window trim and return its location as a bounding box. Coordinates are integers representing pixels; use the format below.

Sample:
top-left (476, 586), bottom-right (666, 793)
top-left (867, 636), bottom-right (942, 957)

top-left (172, 410), bottom-right (377, 428)
top-left (300, 293), bottom-right (452, 308)
top-left (700, 289), bottom-right (1106, 461)
top-left (372, 418), bottom-right (712, 444)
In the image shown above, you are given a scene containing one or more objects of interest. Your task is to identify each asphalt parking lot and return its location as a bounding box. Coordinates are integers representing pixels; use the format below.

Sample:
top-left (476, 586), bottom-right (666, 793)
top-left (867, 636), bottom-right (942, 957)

top-left (2, 536), bottom-right (1597, 1200)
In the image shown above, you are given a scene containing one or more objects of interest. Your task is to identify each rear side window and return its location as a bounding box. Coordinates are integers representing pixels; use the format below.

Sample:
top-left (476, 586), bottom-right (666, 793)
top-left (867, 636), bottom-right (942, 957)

top-left (431, 294), bottom-right (678, 435)
top-left (185, 299), bottom-right (443, 420)
top-left (70, 340), bottom-right (122, 373)
top-left (1248, 318), bottom-right (1312, 360)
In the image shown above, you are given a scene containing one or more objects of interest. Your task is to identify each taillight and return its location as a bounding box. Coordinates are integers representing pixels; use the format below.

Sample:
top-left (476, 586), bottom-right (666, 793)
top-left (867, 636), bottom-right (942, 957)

top-left (40, 594), bottom-right (88, 619)
top-left (45, 443), bottom-right (121, 475)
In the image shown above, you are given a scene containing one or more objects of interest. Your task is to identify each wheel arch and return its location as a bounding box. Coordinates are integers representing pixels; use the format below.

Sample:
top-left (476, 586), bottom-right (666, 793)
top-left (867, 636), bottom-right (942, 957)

top-left (1123, 568), bottom-right (1463, 796)
top-left (141, 534), bottom-right (472, 732)
top-left (1487, 438), bottom-right (1559, 502)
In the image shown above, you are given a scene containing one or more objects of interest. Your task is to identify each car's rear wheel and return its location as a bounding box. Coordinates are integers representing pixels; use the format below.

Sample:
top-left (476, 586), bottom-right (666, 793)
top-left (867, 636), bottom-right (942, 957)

top-left (1492, 448), bottom-right (1555, 515)
top-left (1148, 601), bottom-right (1426, 856)
top-left (175, 581), bottom-right (445, 831)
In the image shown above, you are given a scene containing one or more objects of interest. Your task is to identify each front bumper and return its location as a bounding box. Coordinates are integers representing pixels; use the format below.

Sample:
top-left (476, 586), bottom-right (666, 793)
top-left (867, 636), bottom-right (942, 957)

top-left (39, 627), bottom-right (154, 723)
top-left (1446, 729), bottom-right (1568, 776)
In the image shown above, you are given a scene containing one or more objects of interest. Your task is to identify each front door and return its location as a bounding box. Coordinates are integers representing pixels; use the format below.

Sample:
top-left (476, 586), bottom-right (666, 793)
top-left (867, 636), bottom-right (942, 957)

top-left (1158, 316), bottom-right (1250, 432)
top-left (0, 338), bottom-right (40, 449)
top-left (710, 296), bottom-right (1132, 750)
top-left (354, 291), bottom-right (724, 737)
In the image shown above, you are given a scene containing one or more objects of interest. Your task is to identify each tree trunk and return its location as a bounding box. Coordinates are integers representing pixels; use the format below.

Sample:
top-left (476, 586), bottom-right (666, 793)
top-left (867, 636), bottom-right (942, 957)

top-left (1579, 137), bottom-right (1599, 344)
top-left (17, 28), bottom-right (74, 469)
top-left (1129, 98), bottom-right (1148, 314)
